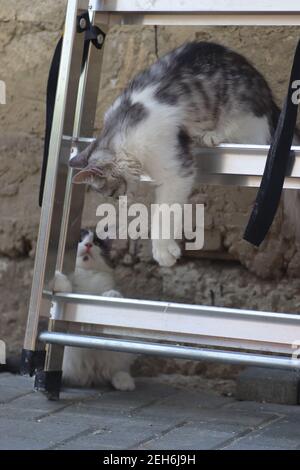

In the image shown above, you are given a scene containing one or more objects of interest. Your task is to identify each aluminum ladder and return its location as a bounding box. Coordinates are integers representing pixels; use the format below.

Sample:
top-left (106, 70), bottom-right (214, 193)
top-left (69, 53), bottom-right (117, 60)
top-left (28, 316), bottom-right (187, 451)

top-left (22, 0), bottom-right (300, 399)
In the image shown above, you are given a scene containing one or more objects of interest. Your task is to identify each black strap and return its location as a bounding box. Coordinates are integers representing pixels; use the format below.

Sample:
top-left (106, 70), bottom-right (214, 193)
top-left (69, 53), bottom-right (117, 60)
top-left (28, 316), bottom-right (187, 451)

top-left (39, 37), bottom-right (63, 207)
top-left (243, 40), bottom-right (300, 246)
top-left (39, 12), bottom-right (105, 207)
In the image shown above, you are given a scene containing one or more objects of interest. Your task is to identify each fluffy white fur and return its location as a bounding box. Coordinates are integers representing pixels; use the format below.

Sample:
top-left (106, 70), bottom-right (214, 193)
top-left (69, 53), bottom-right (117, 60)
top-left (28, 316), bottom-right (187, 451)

top-left (53, 231), bottom-right (136, 391)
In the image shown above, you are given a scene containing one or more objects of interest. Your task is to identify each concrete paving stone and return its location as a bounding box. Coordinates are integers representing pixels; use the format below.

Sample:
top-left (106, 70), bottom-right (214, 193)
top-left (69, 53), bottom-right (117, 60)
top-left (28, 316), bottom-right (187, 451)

top-left (60, 385), bottom-right (110, 401)
top-left (0, 390), bottom-right (86, 421)
top-left (223, 415), bottom-right (300, 450)
top-left (0, 388), bottom-right (32, 405)
top-left (51, 413), bottom-right (183, 450)
top-left (136, 406), bottom-right (275, 428)
top-left (158, 389), bottom-right (234, 409)
top-left (1, 374), bottom-right (299, 450)
top-left (51, 383), bottom-right (111, 401)
top-left (0, 417), bottom-right (92, 450)
top-left (224, 399), bottom-right (300, 416)
top-left (0, 374), bottom-right (33, 403)
top-left (1, 373), bottom-right (110, 398)
top-left (40, 406), bottom-right (181, 429)
top-left (0, 374), bottom-right (31, 387)
top-left (0, 402), bottom-right (53, 421)
top-left (38, 389), bottom-right (268, 451)
top-left (132, 389), bottom-right (233, 420)
top-left (139, 421), bottom-right (248, 450)
top-left (224, 442), bottom-right (292, 450)
top-left (0, 375), bottom-right (101, 417)
top-left (66, 379), bottom-right (179, 415)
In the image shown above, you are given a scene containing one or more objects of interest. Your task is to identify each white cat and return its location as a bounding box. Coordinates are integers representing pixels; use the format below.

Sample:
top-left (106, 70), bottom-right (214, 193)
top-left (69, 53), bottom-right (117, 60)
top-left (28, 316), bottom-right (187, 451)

top-left (53, 229), bottom-right (136, 391)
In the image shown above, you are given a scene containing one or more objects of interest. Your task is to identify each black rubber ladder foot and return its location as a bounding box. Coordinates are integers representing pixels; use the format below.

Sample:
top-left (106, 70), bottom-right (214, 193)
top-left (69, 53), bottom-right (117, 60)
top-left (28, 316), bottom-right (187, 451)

top-left (34, 370), bottom-right (63, 401)
top-left (20, 349), bottom-right (46, 377)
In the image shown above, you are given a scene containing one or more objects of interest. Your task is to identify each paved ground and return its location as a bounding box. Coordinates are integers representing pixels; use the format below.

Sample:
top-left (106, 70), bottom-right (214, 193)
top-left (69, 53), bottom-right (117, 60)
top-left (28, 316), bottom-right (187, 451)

top-left (0, 373), bottom-right (300, 450)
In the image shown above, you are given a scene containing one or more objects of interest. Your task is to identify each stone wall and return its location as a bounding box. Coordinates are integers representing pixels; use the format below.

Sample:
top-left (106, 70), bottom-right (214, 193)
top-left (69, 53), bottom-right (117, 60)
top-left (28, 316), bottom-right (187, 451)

top-left (1, 1), bottom-right (300, 369)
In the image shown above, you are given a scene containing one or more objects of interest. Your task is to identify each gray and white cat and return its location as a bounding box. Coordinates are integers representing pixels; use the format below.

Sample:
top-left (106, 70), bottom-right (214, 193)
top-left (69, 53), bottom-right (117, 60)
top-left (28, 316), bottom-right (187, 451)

top-left (53, 229), bottom-right (136, 391)
top-left (69, 41), bottom-right (299, 265)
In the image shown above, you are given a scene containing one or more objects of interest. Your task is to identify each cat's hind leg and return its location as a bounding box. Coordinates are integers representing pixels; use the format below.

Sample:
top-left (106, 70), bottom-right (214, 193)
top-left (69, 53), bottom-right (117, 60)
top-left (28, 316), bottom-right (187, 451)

top-left (224, 113), bottom-right (271, 145)
top-left (197, 114), bottom-right (271, 147)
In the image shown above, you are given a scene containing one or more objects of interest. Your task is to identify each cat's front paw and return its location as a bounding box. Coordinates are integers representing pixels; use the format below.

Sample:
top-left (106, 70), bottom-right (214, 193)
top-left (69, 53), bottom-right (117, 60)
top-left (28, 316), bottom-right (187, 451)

top-left (201, 131), bottom-right (222, 147)
top-left (152, 239), bottom-right (181, 267)
top-left (52, 271), bottom-right (72, 293)
top-left (102, 289), bottom-right (123, 298)
top-left (111, 371), bottom-right (135, 391)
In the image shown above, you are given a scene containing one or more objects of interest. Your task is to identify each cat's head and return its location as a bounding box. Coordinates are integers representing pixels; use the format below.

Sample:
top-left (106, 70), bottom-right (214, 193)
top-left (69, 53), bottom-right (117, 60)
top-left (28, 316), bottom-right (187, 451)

top-left (70, 141), bottom-right (126, 196)
top-left (70, 139), bottom-right (142, 196)
top-left (76, 229), bottom-right (112, 271)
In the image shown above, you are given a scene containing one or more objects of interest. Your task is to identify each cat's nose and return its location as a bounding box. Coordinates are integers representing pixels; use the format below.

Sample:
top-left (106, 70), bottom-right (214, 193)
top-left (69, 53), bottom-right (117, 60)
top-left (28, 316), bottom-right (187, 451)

top-left (85, 243), bottom-right (93, 249)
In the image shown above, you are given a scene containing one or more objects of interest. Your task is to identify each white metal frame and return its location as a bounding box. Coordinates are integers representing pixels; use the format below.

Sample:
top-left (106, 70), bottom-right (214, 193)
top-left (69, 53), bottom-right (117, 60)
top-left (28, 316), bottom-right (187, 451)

top-left (23, 0), bottom-right (300, 396)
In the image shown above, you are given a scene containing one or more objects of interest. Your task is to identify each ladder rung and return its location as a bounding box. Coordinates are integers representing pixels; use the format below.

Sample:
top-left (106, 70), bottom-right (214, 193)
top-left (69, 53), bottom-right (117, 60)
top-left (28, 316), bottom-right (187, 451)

top-left (65, 141), bottom-right (300, 188)
top-left (39, 331), bottom-right (300, 370)
top-left (45, 291), bottom-right (300, 356)
top-left (87, 0), bottom-right (300, 14)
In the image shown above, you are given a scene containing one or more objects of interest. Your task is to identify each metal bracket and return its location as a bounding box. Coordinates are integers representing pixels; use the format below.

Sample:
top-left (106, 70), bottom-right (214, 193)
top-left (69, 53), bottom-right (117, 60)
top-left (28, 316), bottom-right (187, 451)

top-left (77, 11), bottom-right (106, 49)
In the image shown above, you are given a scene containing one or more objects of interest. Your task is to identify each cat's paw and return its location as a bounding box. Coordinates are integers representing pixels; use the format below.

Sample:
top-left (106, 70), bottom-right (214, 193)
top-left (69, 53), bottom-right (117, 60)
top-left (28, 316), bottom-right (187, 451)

top-left (201, 131), bottom-right (222, 147)
top-left (111, 371), bottom-right (135, 391)
top-left (152, 239), bottom-right (181, 267)
top-left (52, 271), bottom-right (72, 293)
top-left (102, 289), bottom-right (123, 298)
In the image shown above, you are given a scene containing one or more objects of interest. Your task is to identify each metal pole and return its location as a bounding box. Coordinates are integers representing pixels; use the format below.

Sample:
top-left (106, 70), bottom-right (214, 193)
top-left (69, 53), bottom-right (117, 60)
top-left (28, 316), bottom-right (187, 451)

top-left (40, 331), bottom-right (300, 371)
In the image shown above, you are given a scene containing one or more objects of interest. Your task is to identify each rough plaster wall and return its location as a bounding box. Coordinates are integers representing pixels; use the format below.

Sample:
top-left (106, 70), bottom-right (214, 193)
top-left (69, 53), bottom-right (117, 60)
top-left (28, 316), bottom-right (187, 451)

top-left (1, 1), bottom-right (300, 373)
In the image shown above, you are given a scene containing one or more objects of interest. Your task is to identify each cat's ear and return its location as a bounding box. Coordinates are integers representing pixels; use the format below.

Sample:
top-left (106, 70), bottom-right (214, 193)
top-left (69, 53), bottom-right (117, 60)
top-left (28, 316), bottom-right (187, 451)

top-left (72, 169), bottom-right (93, 184)
top-left (72, 166), bottom-right (106, 185)
top-left (72, 168), bottom-right (100, 184)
